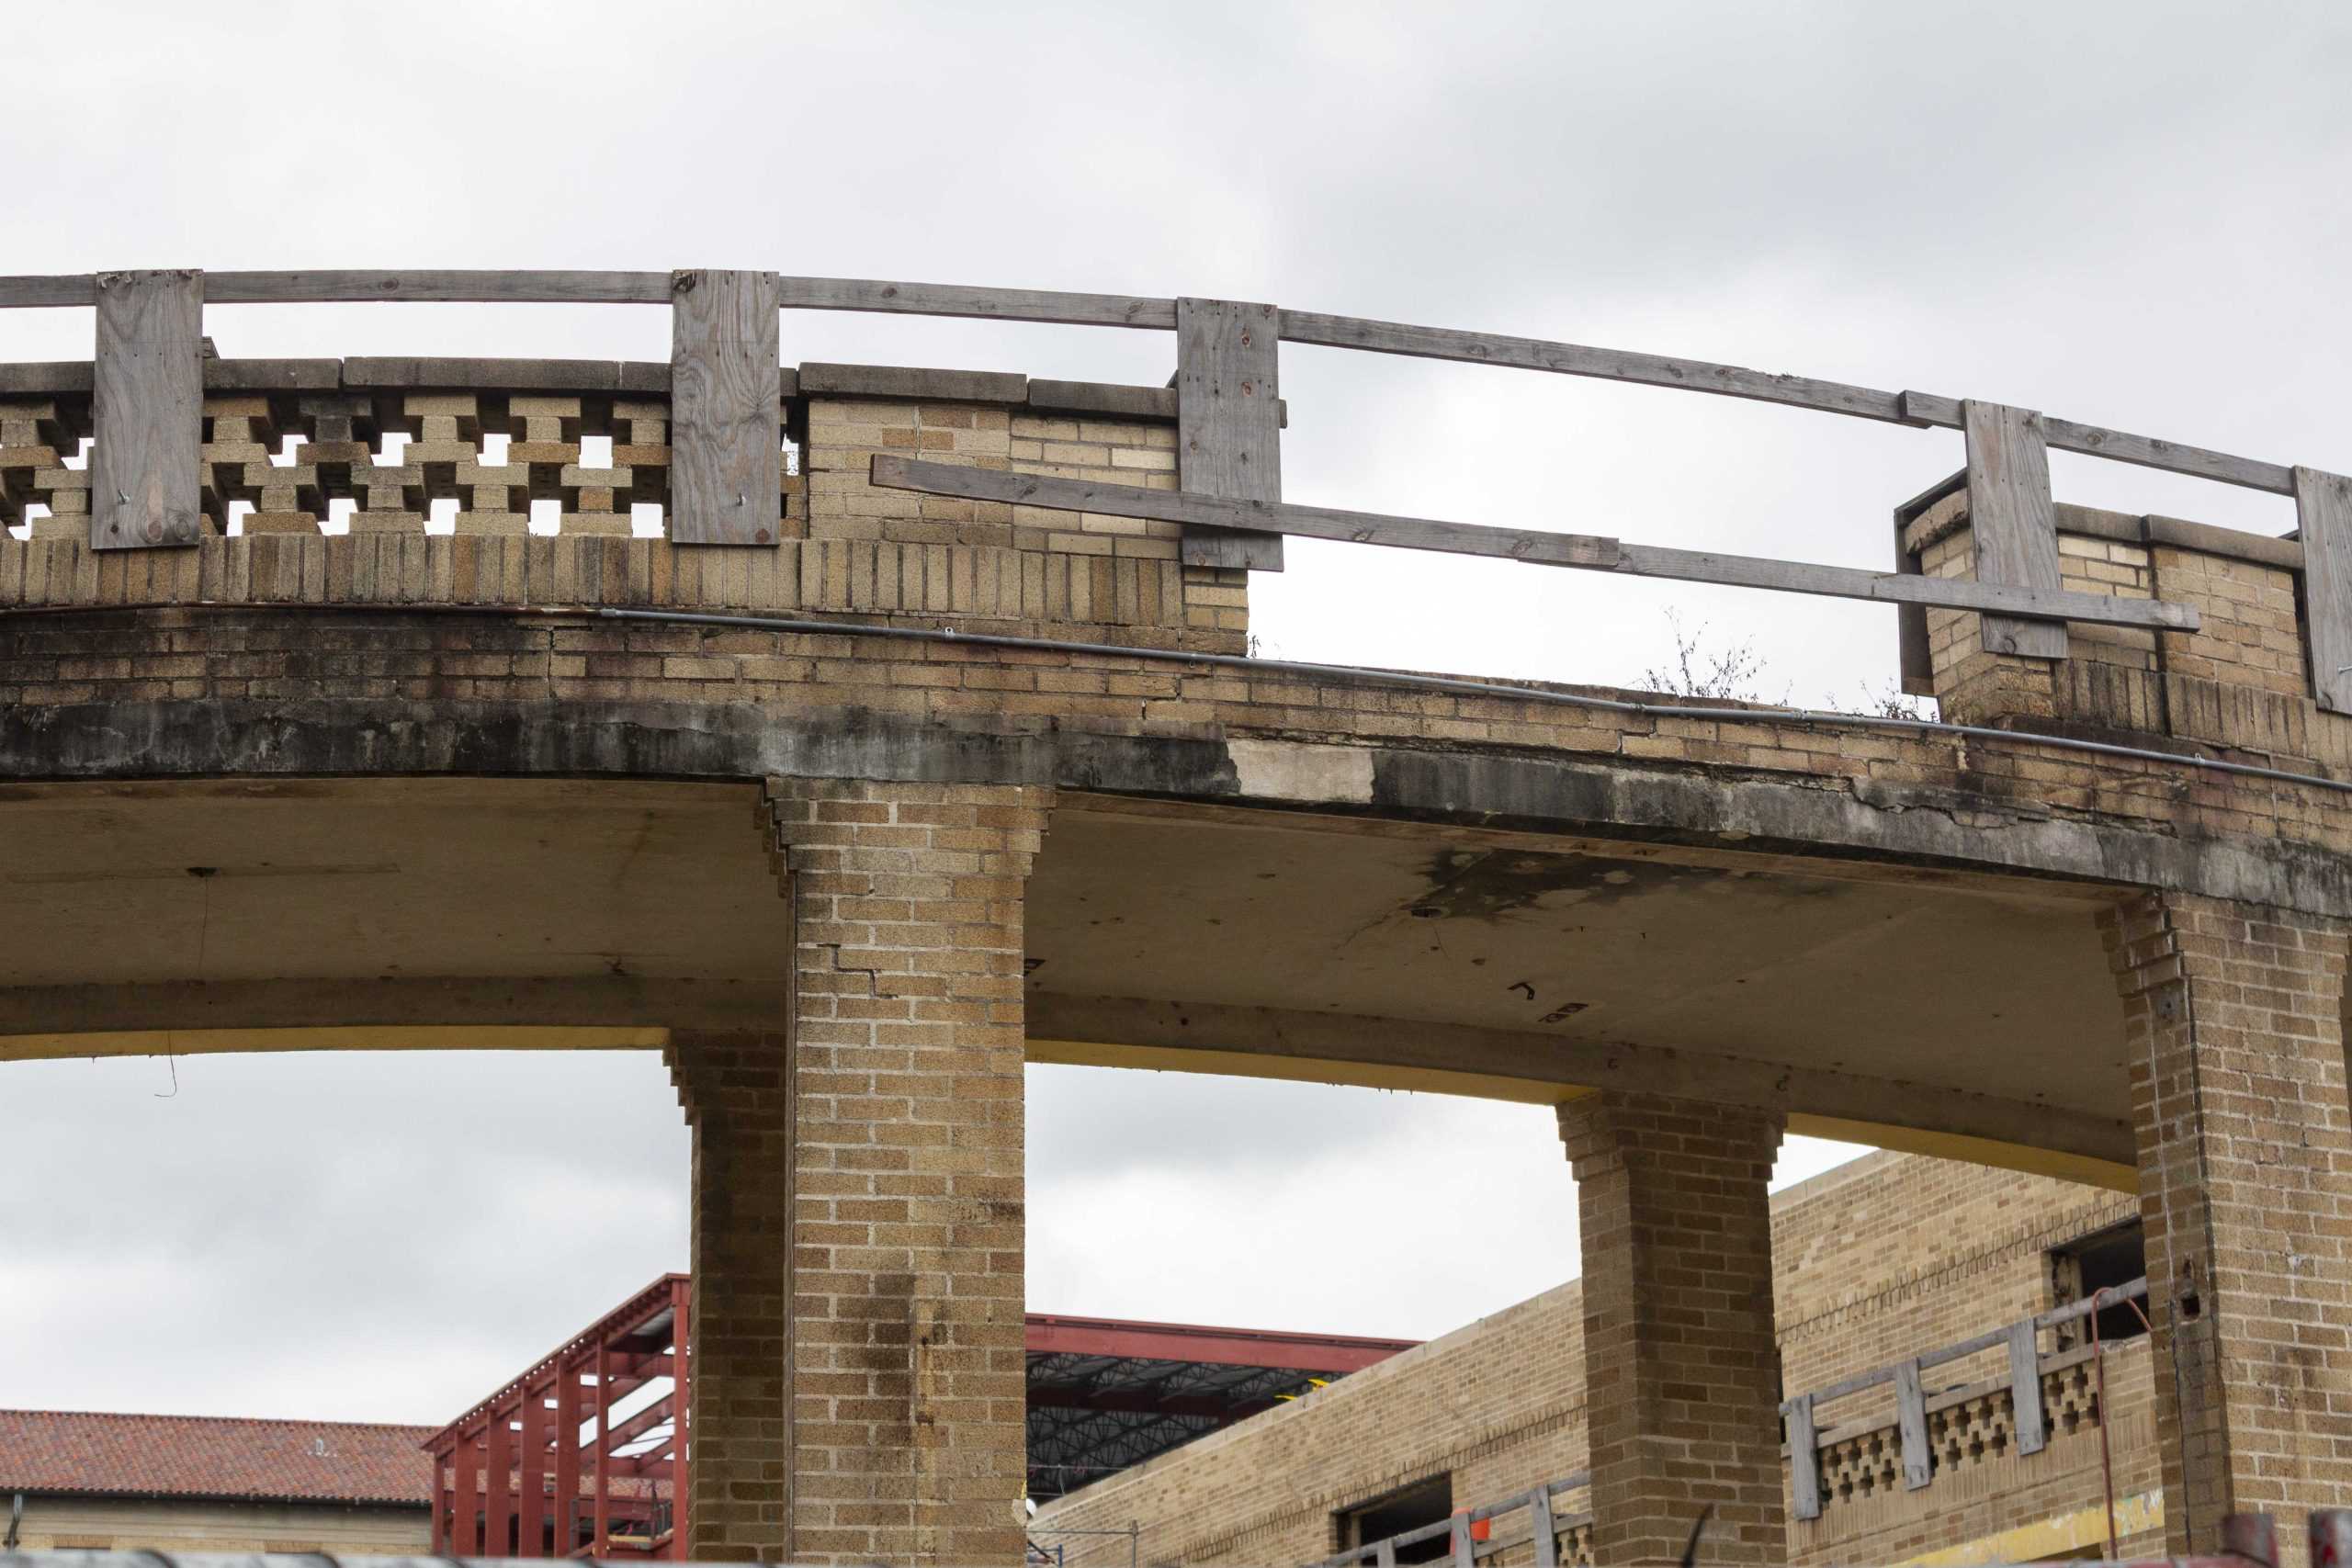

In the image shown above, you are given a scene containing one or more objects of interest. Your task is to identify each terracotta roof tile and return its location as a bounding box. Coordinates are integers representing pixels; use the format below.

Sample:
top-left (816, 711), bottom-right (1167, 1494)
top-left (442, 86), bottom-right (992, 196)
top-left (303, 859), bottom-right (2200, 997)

top-left (0, 1410), bottom-right (434, 1506)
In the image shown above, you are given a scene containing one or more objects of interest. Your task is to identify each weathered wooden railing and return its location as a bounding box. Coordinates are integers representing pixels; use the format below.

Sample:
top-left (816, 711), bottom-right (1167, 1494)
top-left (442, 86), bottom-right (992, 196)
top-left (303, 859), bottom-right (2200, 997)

top-left (40, 265), bottom-right (2352, 682)
top-left (1316, 1472), bottom-right (1592, 1568)
top-left (1782, 1277), bottom-right (2148, 1521)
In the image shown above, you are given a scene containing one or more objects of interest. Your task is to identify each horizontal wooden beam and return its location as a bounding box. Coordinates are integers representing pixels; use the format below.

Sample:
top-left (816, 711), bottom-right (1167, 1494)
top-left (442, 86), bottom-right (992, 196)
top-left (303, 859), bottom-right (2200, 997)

top-left (206, 270), bottom-right (674, 305)
top-left (776, 276), bottom-right (1175, 329)
top-left (1283, 310), bottom-right (2291, 494)
top-left (0, 270), bottom-right (2290, 492)
top-left (1281, 307), bottom-right (1912, 423)
top-left (871, 455), bottom-right (2200, 631)
top-left (1899, 389), bottom-right (2292, 494)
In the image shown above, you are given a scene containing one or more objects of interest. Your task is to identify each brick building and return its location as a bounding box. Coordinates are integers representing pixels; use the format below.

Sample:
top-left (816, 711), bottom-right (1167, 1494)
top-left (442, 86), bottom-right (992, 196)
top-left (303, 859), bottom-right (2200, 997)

top-left (0, 1410), bottom-right (432, 1553)
top-left (4, 267), bottom-right (2351, 1563)
top-left (1035, 1150), bottom-right (2163, 1567)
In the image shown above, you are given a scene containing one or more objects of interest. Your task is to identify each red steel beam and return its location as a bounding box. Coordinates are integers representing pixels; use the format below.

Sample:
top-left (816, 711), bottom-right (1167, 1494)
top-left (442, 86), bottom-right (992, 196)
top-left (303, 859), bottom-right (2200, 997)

top-left (517, 1378), bottom-right (547, 1556)
top-left (1023, 1313), bottom-right (1417, 1373)
top-left (671, 1277), bottom-right (691, 1559)
top-left (593, 1341), bottom-right (611, 1552)
top-left (486, 1408), bottom-right (514, 1557)
top-left (1026, 1387), bottom-right (1285, 1420)
top-left (553, 1360), bottom-right (581, 1557)
top-left (452, 1431), bottom-right (481, 1553)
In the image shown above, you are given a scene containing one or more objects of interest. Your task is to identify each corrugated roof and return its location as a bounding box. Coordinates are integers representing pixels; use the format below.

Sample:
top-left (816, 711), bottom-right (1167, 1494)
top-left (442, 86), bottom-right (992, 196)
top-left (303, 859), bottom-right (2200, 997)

top-left (0, 1410), bottom-right (434, 1506)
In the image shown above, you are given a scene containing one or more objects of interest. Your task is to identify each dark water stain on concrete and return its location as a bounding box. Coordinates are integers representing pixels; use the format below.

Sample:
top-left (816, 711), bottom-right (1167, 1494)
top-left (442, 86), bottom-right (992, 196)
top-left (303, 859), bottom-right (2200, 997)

top-left (1406, 847), bottom-right (1735, 921)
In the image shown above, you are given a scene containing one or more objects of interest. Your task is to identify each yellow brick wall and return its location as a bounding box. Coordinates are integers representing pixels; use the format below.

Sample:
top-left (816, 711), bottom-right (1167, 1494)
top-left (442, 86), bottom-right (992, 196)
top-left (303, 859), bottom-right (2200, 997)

top-left (1039, 1151), bottom-right (2160, 1568)
top-left (1035, 1282), bottom-right (1589, 1567)
top-left (8, 1494), bottom-right (430, 1554)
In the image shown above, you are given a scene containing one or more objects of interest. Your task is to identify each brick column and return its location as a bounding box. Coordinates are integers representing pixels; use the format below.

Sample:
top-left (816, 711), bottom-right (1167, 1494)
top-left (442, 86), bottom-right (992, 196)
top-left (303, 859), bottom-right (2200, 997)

top-left (2105, 892), bottom-right (2352, 1561)
top-left (668, 1029), bottom-right (797, 1562)
top-left (775, 776), bottom-right (1047, 1565)
top-left (1557, 1092), bottom-right (1786, 1566)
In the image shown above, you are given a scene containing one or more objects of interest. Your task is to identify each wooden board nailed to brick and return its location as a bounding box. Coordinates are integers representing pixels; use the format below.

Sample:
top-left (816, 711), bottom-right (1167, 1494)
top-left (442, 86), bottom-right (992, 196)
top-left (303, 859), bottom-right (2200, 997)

top-left (1176, 297), bottom-right (1284, 571)
top-left (91, 269), bottom-right (204, 549)
top-left (670, 269), bottom-right (782, 546)
top-left (1962, 400), bottom-right (2067, 659)
top-left (2294, 466), bottom-right (2352, 714)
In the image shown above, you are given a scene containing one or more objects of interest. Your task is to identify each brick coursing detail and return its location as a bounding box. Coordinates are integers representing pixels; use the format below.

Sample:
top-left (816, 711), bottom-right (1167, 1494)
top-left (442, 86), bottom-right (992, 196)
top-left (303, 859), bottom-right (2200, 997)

top-left (1558, 1093), bottom-right (1786, 1567)
top-left (2105, 892), bottom-right (2352, 1565)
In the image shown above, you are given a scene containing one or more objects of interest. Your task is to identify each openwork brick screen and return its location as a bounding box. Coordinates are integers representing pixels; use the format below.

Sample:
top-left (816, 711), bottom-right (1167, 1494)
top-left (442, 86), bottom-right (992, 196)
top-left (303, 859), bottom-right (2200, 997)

top-left (0, 367), bottom-right (797, 541)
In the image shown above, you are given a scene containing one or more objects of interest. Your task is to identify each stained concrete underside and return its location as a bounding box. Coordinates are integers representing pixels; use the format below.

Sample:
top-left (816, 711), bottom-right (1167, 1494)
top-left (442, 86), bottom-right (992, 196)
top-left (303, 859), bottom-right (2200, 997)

top-left (0, 777), bottom-right (2136, 1183)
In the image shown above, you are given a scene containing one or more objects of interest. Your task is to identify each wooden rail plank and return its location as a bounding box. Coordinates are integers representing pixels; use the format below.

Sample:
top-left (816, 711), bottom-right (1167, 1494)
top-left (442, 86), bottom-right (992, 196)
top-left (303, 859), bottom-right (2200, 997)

top-left (1787, 1394), bottom-right (1822, 1520)
top-left (1282, 308), bottom-right (1912, 423)
top-left (777, 276), bottom-right (1174, 329)
top-left (2, 271), bottom-right (2297, 493)
top-left (1177, 298), bottom-right (1285, 570)
top-left (2295, 467), bottom-right (2352, 714)
top-left (202, 270), bottom-right (672, 304)
top-left (1894, 1358), bottom-right (1932, 1490)
top-left (669, 269), bottom-right (783, 547)
top-left (872, 456), bottom-right (2200, 631)
top-left (0, 276), bottom-right (98, 308)
top-left (1904, 390), bottom-right (2293, 494)
top-left (2008, 1319), bottom-right (2048, 1455)
top-left (90, 269), bottom-right (204, 549)
top-left (1963, 400), bottom-right (2069, 658)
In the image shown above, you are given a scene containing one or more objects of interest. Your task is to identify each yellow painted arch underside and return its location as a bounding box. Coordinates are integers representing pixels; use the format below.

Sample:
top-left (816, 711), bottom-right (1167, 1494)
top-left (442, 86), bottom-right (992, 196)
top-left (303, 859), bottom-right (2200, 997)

top-left (0, 1026), bottom-right (2136, 1194)
top-left (1032, 1037), bottom-right (2139, 1194)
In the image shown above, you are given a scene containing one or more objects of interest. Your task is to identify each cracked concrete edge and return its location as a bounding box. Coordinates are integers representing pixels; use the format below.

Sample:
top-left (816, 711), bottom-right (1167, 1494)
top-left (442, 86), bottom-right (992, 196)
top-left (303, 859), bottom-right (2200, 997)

top-left (1, 698), bottom-right (2345, 916)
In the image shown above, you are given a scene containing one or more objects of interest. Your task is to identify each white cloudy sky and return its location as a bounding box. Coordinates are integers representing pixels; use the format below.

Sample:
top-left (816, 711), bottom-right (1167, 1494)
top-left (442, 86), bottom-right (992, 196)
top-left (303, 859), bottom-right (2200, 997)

top-left (4, 1), bottom-right (2350, 1423)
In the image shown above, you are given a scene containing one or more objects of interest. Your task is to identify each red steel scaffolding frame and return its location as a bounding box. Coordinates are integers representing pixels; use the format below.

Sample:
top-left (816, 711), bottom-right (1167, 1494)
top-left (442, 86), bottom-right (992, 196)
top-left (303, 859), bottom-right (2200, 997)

top-left (424, 1274), bottom-right (692, 1560)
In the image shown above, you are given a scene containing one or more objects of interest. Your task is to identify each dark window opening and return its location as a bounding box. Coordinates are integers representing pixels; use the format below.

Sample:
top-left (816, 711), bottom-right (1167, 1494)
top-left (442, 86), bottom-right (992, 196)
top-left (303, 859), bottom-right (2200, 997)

top-left (1340, 1474), bottom-right (1453, 1564)
top-left (2050, 1217), bottom-right (2148, 1347)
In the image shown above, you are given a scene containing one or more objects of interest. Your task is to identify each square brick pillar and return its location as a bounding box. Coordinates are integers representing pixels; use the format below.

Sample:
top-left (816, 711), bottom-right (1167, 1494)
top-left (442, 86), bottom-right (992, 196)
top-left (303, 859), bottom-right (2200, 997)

top-left (781, 776), bottom-right (1046, 1564)
top-left (2105, 891), bottom-right (2352, 1561)
top-left (669, 1030), bottom-right (797, 1561)
top-left (1557, 1092), bottom-right (1786, 1566)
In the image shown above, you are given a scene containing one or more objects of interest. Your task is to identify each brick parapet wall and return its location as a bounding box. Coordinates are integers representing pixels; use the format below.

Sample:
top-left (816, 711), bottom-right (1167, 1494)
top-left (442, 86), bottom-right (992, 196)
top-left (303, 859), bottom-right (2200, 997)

top-left (0, 371), bottom-right (1250, 654)
top-left (1904, 496), bottom-right (2344, 780)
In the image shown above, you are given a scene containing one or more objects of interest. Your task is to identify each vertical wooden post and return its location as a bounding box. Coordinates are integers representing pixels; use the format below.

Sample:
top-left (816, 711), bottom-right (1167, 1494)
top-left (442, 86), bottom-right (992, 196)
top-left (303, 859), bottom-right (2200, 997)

top-left (1449, 1511), bottom-right (1474, 1568)
top-left (555, 1359), bottom-right (582, 1556)
top-left (669, 268), bottom-right (782, 546)
top-left (90, 268), bottom-right (204, 549)
top-left (670, 1277), bottom-right (692, 1553)
top-left (2008, 1317), bottom-right (2049, 1455)
top-left (594, 1341), bottom-right (613, 1551)
top-left (1175, 297), bottom-right (1285, 571)
top-left (1962, 399), bottom-right (2067, 659)
top-left (1529, 1485), bottom-right (1558, 1568)
top-left (1785, 1394), bottom-right (1821, 1521)
top-left (517, 1380), bottom-right (546, 1557)
top-left (1894, 1358), bottom-right (1931, 1490)
top-left (2294, 467), bottom-right (2352, 713)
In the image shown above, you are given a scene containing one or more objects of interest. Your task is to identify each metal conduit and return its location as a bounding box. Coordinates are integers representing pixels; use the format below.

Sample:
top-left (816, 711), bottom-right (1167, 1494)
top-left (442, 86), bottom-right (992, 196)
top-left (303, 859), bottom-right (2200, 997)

top-left (592, 607), bottom-right (2352, 797)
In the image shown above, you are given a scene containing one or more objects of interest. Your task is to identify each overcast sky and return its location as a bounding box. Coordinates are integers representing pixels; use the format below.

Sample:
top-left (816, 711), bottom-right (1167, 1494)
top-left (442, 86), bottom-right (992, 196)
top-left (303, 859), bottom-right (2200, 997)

top-left (4, 0), bottom-right (2349, 1424)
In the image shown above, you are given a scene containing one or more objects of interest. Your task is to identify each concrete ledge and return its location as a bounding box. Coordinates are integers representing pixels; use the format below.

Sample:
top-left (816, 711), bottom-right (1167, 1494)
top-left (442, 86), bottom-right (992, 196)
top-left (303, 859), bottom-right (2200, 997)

top-left (2, 695), bottom-right (2347, 916)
